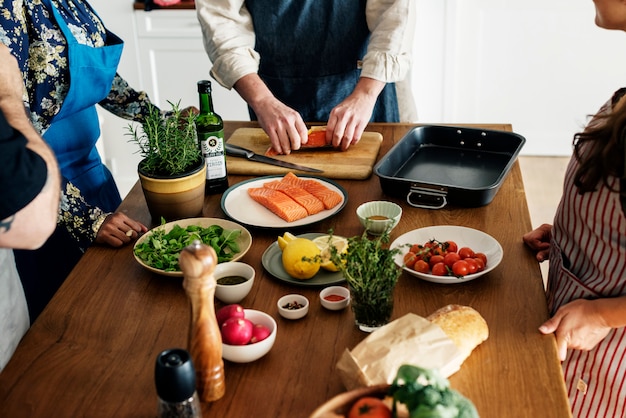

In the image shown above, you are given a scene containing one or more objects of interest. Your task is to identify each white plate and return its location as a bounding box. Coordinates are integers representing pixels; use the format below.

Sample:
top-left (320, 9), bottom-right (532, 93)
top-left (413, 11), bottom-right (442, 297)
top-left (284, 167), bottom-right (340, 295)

top-left (220, 175), bottom-right (347, 229)
top-left (390, 225), bottom-right (503, 284)
top-left (133, 217), bottom-right (252, 277)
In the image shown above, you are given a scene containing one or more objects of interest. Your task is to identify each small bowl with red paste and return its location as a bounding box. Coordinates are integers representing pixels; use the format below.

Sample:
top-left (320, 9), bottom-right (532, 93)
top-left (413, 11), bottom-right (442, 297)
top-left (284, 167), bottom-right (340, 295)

top-left (320, 286), bottom-right (350, 311)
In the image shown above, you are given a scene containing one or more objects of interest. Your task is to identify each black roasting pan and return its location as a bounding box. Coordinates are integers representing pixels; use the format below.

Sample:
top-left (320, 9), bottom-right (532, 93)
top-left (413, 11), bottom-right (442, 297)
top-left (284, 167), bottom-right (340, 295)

top-left (374, 125), bottom-right (526, 209)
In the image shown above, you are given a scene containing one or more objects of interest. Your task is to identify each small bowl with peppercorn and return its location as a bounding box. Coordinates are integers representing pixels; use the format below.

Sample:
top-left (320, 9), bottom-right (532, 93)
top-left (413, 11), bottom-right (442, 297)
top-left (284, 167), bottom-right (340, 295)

top-left (320, 286), bottom-right (350, 311)
top-left (214, 262), bottom-right (255, 304)
top-left (277, 294), bottom-right (309, 320)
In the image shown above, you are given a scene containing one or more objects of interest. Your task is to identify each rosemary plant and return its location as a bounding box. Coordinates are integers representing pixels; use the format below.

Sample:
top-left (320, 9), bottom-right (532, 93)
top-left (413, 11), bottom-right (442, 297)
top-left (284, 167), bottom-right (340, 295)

top-left (127, 101), bottom-right (202, 177)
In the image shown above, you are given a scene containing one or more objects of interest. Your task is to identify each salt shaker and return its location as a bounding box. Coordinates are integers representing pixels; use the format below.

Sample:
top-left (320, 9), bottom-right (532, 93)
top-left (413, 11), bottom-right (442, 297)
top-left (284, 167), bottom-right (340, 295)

top-left (155, 348), bottom-right (201, 418)
top-left (180, 240), bottom-right (226, 402)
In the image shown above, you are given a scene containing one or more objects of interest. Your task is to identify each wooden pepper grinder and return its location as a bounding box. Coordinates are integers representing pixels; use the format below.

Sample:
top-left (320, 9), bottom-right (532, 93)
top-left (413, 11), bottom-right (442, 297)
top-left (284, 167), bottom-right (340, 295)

top-left (179, 240), bottom-right (226, 402)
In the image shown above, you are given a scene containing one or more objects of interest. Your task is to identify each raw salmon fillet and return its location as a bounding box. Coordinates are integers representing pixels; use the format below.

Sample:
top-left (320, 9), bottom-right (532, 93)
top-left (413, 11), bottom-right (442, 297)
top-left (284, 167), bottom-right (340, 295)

top-left (247, 187), bottom-right (308, 222)
top-left (263, 181), bottom-right (325, 215)
top-left (265, 126), bottom-right (331, 156)
top-left (280, 172), bottom-right (343, 210)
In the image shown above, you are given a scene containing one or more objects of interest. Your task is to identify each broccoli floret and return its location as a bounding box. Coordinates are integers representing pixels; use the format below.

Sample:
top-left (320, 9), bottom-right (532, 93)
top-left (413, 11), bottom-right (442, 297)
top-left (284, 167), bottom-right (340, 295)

top-left (389, 365), bottom-right (479, 418)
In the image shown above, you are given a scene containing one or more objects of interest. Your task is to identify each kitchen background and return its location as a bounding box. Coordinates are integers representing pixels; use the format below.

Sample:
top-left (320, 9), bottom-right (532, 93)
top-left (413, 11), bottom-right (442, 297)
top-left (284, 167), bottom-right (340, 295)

top-left (89, 0), bottom-right (622, 234)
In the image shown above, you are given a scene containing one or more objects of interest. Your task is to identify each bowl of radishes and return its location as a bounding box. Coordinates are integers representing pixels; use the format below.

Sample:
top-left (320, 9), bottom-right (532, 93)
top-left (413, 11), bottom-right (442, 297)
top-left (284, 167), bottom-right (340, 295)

top-left (217, 304), bottom-right (277, 363)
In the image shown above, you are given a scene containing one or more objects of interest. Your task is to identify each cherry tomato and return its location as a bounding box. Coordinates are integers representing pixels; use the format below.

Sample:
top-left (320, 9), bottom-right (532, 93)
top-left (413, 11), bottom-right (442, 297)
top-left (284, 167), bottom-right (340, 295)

top-left (403, 252), bottom-right (417, 269)
top-left (473, 257), bottom-right (485, 272)
top-left (458, 247), bottom-right (475, 259)
top-left (413, 259), bottom-right (430, 274)
top-left (475, 252), bottom-right (488, 265)
top-left (443, 252), bottom-right (461, 268)
top-left (431, 262), bottom-right (448, 276)
top-left (444, 240), bottom-right (458, 253)
top-left (410, 244), bottom-right (423, 254)
top-left (428, 254), bottom-right (445, 268)
top-left (430, 244), bottom-right (445, 256)
top-left (348, 397), bottom-right (392, 418)
top-left (452, 260), bottom-right (470, 277)
top-left (465, 258), bottom-right (479, 274)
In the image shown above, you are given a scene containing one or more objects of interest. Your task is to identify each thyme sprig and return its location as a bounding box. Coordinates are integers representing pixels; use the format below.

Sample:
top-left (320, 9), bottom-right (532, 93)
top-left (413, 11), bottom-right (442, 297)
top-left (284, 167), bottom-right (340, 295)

top-left (327, 230), bottom-right (402, 294)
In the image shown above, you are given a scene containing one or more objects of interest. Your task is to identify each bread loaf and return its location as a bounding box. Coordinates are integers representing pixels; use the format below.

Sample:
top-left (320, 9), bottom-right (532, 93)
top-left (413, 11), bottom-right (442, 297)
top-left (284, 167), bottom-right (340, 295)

top-left (427, 304), bottom-right (488, 361)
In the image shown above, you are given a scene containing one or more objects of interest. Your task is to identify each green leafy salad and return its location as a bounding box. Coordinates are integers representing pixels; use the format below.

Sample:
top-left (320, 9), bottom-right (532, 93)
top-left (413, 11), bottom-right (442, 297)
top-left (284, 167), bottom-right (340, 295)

top-left (134, 223), bottom-right (242, 271)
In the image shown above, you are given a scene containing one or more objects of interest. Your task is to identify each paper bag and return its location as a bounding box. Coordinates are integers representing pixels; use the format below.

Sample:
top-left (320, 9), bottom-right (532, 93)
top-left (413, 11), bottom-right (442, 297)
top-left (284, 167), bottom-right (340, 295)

top-left (336, 313), bottom-right (465, 391)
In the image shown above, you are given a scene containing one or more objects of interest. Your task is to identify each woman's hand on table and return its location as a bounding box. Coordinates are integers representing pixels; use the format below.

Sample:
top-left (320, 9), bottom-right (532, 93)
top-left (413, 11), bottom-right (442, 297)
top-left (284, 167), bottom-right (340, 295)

top-left (95, 212), bottom-right (148, 247)
top-left (523, 223), bottom-right (552, 262)
top-left (540, 299), bottom-right (613, 361)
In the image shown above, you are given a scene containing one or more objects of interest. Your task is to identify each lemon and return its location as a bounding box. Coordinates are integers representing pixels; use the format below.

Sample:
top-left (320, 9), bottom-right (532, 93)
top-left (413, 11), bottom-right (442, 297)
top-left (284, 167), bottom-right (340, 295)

top-left (277, 232), bottom-right (298, 251)
top-left (282, 238), bottom-right (321, 280)
top-left (312, 235), bottom-right (348, 272)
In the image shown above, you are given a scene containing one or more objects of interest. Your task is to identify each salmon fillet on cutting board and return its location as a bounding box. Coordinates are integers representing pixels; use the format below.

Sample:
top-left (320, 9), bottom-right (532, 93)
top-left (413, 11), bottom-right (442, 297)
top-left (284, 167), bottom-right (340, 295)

top-left (280, 172), bottom-right (343, 210)
top-left (247, 187), bottom-right (309, 222)
top-left (263, 180), bottom-right (325, 215)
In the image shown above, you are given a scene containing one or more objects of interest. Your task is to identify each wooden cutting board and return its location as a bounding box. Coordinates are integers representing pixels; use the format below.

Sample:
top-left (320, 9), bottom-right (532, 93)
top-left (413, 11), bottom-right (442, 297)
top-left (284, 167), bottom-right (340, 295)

top-left (225, 128), bottom-right (383, 180)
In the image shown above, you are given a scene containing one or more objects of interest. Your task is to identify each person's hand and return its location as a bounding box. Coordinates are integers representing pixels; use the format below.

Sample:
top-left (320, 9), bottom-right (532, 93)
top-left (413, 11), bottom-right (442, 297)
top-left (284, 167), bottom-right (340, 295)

top-left (254, 95), bottom-right (309, 155)
top-left (522, 223), bottom-right (552, 262)
top-left (326, 77), bottom-right (385, 151)
top-left (94, 212), bottom-right (148, 247)
top-left (539, 299), bottom-right (611, 361)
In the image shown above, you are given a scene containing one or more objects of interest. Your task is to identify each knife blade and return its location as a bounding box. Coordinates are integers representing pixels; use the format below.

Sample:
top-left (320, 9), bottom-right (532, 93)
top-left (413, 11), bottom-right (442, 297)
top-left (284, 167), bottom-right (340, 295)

top-left (225, 143), bottom-right (324, 173)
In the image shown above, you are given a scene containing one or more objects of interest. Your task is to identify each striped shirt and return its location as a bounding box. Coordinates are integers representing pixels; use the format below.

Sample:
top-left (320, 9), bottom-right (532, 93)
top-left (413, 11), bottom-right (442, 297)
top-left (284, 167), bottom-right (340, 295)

top-left (548, 97), bottom-right (626, 417)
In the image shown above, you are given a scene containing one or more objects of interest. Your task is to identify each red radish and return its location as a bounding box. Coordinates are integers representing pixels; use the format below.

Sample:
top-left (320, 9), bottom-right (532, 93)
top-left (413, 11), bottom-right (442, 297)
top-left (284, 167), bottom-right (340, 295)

top-left (221, 317), bottom-right (253, 345)
top-left (249, 324), bottom-right (271, 344)
top-left (216, 304), bottom-right (244, 327)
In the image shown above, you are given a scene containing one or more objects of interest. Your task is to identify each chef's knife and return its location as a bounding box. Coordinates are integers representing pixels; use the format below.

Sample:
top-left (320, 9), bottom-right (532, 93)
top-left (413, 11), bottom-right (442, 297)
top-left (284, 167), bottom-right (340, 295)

top-left (225, 143), bottom-right (324, 173)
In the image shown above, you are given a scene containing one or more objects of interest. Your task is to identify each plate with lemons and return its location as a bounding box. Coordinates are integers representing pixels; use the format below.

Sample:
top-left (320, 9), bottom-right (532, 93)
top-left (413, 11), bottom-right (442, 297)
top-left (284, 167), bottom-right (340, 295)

top-left (261, 232), bottom-right (347, 286)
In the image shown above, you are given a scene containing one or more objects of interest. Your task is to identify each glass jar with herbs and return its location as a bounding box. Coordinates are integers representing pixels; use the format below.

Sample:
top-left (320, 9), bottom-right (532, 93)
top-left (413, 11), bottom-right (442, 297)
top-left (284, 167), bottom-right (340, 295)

top-left (327, 231), bottom-right (402, 332)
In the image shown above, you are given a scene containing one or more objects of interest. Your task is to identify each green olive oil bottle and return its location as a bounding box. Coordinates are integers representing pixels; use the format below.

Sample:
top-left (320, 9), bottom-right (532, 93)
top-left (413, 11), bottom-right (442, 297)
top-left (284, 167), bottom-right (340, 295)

top-left (196, 80), bottom-right (229, 194)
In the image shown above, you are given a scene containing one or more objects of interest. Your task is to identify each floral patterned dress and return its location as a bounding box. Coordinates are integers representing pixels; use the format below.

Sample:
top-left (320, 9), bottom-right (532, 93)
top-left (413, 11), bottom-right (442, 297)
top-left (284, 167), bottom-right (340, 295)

top-left (0, 0), bottom-right (153, 249)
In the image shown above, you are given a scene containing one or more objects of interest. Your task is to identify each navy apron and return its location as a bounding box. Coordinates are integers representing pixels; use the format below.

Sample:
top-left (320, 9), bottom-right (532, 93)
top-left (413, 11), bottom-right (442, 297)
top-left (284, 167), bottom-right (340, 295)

top-left (15, 0), bottom-right (124, 322)
top-left (245, 0), bottom-right (399, 122)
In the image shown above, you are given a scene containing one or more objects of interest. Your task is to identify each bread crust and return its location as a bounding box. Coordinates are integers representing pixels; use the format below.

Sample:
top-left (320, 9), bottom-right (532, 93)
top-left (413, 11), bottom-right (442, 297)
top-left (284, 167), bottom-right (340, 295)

top-left (427, 304), bottom-right (488, 360)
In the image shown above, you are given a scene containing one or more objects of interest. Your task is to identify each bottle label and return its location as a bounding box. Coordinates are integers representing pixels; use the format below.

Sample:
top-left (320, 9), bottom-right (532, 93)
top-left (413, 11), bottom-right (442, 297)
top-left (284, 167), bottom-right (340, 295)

top-left (199, 131), bottom-right (227, 180)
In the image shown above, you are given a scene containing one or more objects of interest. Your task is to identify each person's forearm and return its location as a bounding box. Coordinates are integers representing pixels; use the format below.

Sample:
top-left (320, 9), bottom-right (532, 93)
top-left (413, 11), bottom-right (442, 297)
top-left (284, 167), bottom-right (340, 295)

top-left (352, 77), bottom-right (386, 101)
top-left (592, 295), bottom-right (626, 329)
top-left (233, 73), bottom-right (275, 110)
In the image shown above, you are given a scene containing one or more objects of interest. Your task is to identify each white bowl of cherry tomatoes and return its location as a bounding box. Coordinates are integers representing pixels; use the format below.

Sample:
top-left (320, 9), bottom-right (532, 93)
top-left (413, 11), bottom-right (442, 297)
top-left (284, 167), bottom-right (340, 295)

top-left (389, 225), bottom-right (503, 284)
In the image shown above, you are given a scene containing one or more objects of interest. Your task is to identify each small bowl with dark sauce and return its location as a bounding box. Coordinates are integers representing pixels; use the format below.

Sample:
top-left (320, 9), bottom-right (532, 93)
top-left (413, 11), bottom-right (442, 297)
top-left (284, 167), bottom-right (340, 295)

top-left (356, 201), bottom-right (402, 236)
top-left (214, 262), bottom-right (255, 304)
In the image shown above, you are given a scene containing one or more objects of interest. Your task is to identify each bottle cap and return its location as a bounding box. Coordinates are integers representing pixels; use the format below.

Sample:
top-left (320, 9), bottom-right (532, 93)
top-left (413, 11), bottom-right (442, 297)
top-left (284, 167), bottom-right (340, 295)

top-left (197, 80), bottom-right (212, 93)
top-left (154, 348), bottom-right (197, 403)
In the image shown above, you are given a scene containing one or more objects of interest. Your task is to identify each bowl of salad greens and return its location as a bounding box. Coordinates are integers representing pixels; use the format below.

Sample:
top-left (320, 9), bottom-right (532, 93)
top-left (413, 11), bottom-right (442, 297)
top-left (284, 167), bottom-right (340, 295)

top-left (133, 217), bottom-right (252, 277)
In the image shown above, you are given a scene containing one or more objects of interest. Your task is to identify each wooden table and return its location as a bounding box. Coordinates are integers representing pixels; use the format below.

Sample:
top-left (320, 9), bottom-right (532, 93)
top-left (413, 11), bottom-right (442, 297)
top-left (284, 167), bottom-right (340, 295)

top-left (0, 122), bottom-right (571, 417)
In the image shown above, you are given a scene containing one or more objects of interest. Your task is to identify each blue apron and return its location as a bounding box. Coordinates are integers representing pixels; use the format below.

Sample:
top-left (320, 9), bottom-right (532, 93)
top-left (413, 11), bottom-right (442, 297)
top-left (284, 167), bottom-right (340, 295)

top-left (15, 0), bottom-right (125, 322)
top-left (41, 0), bottom-right (124, 212)
top-left (245, 0), bottom-right (399, 123)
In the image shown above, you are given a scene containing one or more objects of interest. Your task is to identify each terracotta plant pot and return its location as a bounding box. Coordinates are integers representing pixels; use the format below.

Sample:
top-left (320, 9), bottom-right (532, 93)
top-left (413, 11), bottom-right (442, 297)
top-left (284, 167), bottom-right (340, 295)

top-left (138, 159), bottom-right (206, 222)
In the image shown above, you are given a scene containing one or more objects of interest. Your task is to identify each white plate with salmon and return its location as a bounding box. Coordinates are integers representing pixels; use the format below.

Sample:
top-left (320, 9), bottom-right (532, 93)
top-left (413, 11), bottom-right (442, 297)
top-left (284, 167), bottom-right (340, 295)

top-left (221, 173), bottom-right (348, 229)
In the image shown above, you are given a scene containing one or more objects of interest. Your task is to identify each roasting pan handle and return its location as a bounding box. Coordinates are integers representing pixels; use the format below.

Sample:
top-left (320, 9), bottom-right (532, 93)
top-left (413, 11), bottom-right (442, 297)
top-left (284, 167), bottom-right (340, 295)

top-left (406, 186), bottom-right (447, 209)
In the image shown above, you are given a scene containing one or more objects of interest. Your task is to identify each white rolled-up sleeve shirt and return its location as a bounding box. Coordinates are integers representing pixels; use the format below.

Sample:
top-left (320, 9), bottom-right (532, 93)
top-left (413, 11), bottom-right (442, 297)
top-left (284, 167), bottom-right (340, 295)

top-left (196, 0), bottom-right (416, 90)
